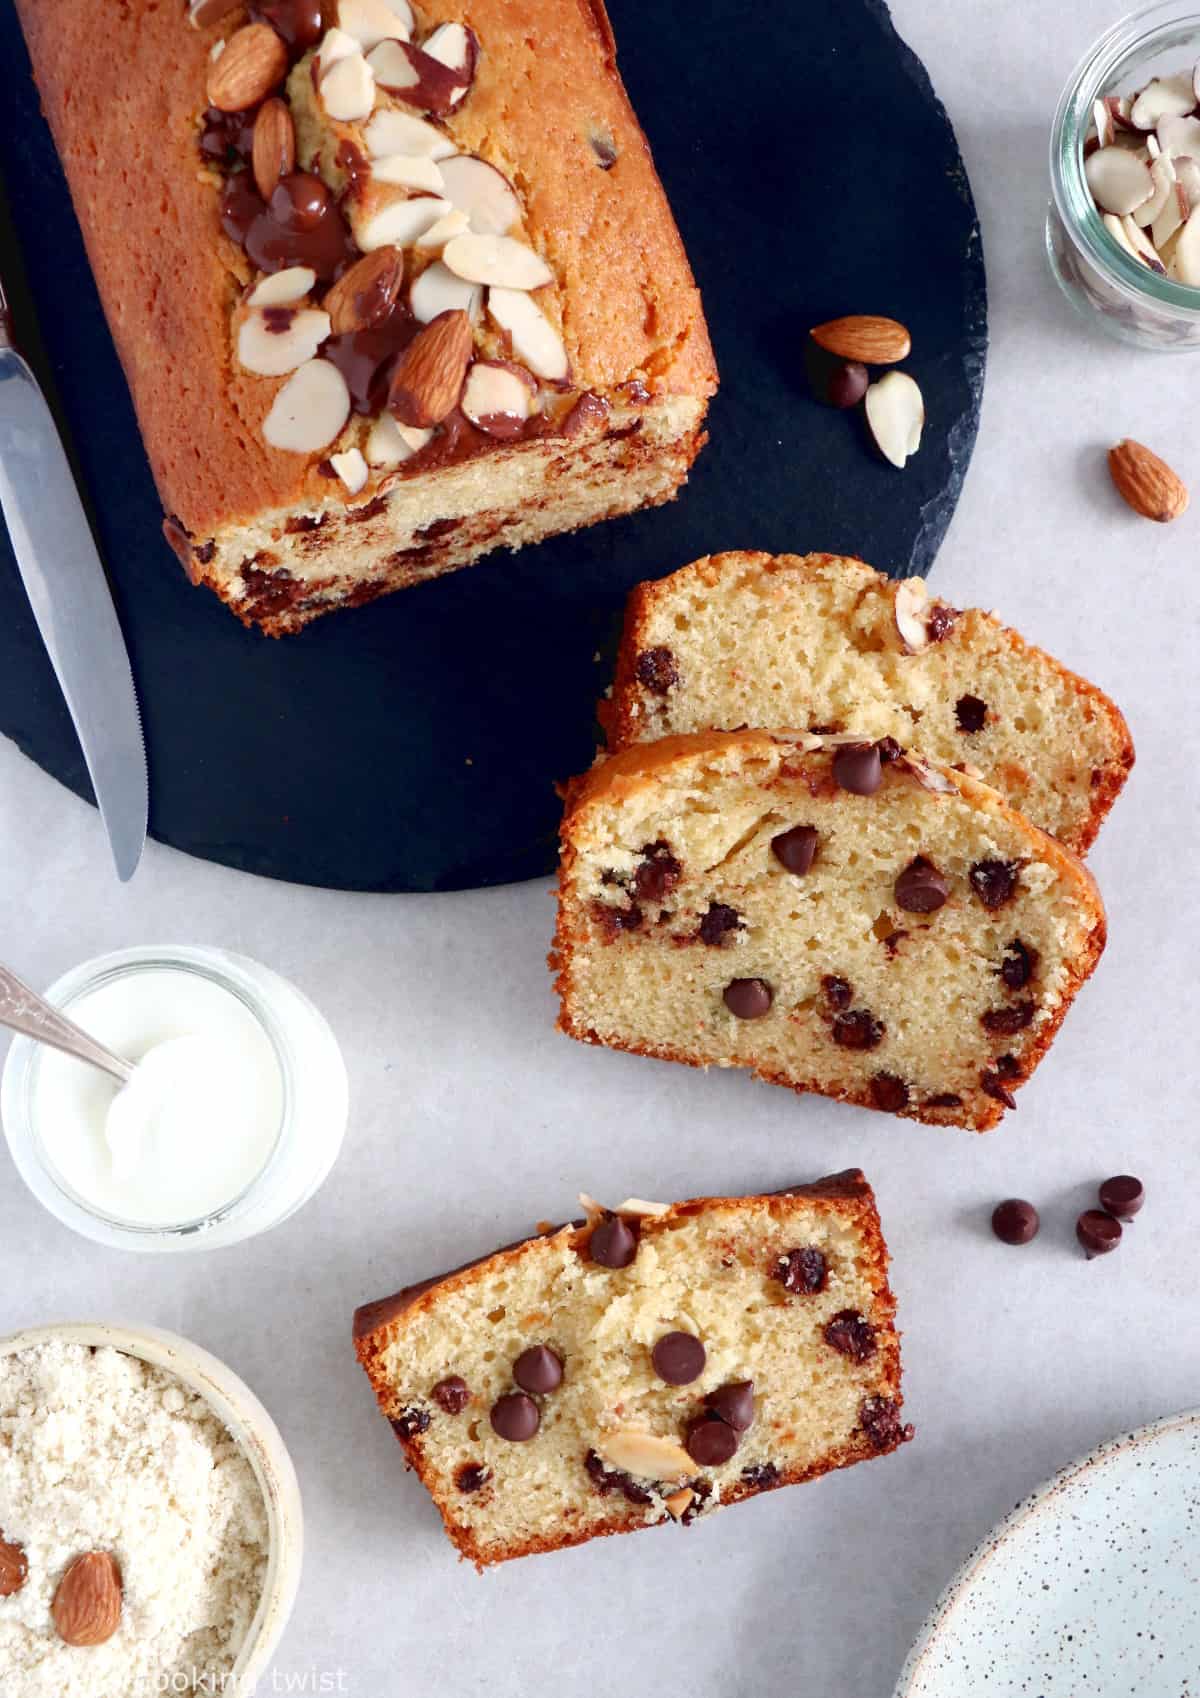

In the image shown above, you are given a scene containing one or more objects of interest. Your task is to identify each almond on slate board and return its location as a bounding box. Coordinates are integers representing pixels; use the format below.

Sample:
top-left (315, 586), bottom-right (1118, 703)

top-left (1108, 438), bottom-right (1189, 521)
top-left (810, 314), bottom-right (912, 364)
top-left (52, 1551), bottom-right (123, 1647)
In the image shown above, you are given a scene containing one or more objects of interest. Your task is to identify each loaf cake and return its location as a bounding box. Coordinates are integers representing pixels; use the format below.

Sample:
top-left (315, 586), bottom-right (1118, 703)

top-left (353, 1170), bottom-right (911, 1567)
top-left (552, 730), bottom-right (1106, 1130)
top-left (15, 0), bottom-right (715, 636)
top-left (602, 552), bottom-right (1133, 855)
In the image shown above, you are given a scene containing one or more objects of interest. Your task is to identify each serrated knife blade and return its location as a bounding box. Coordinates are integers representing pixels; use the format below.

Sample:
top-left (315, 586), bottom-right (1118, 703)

top-left (0, 286), bottom-right (147, 880)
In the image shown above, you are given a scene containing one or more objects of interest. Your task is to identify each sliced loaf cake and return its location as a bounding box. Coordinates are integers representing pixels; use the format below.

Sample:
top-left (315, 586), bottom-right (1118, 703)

top-left (354, 1170), bottom-right (910, 1567)
top-left (553, 730), bottom-right (1106, 1130)
top-left (602, 552), bottom-right (1133, 855)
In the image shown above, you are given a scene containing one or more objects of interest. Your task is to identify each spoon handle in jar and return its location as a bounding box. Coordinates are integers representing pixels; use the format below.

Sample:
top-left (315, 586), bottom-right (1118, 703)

top-left (0, 965), bottom-right (135, 1085)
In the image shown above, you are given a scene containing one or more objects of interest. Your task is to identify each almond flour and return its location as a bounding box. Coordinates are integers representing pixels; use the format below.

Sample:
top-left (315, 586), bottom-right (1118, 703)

top-left (0, 1342), bottom-right (268, 1698)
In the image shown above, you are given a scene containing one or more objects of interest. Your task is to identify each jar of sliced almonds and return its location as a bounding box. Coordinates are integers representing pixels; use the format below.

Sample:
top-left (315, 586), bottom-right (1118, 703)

top-left (1048, 2), bottom-right (1200, 348)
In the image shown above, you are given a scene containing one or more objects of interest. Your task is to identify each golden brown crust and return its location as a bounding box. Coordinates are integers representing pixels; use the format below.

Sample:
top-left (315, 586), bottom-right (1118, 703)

top-left (600, 551), bottom-right (1134, 856)
top-left (14, 0), bottom-right (716, 541)
top-left (353, 1173), bottom-right (907, 1567)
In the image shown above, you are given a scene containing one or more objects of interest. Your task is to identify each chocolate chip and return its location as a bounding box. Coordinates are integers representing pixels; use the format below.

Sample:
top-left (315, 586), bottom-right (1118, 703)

top-left (970, 859), bottom-right (1019, 910)
top-left (1076, 1210), bottom-right (1122, 1258)
top-left (1000, 939), bottom-right (1038, 990)
top-left (707, 1381), bottom-right (755, 1431)
top-left (698, 903), bottom-right (742, 945)
top-left (995, 1053), bottom-right (1021, 1078)
top-left (870, 1071), bottom-right (910, 1112)
top-left (859, 1396), bottom-right (914, 1452)
top-left (589, 1213), bottom-right (638, 1268)
top-left (881, 929), bottom-right (908, 957)
top-left (455, 1463), bottom-right (491, 1493)
top-left (926, 1092), bottom-right (964, 1108)
top-left (513, 1345), bottom-right (564, 1395)
top-left (771, 823), bottom-right (818, 874)
top-left (894, 856), bottom-right (950, 914)
top-left (876, 736), bottom-right (903, 764)
top-left (634, 841), bottom-right (681, 903)
top-left (489, 1392), bottom-right (540, 1441)
top-left (431, 1375), bottom-right (470, 1413)
top-left (774, 1246), bottom-right (829, 1295)
top-left (991, 1198), bottom-right (1039, 1245)
top-left (832, 1010), bottom-right (885, 1049)
top-left (955, 694), bottom-right (988, 733)
top-left (685, 1417), bottom-right (739, 1468)
top-left (926, 605), bottom-right (958, 642)
top-left (390, 1407), bottom-right (430, 1439)
top-left (980, 1069), bottom-right (1018, 1109)
top-left (635, 646), bottom-right (678, 695)
top-left (583, 1449), bottom-right (654, 1505)
top-left (679, 1477), bottom-right (713, 1525)
top-left (651, 1332), bottom-right (706, 1385)
top-left (740, 1462), bottom-right (781, 1489)
top-left (833, 742), bottom-right (883, 796)
top-left (723, 978), bottom-right (773, 1019)
top-left (981, 1000), bottom-right (1035, 1035)
top-left (1098, 1175), bottom-right (1144, 1220)
top-left (592, 899), bottom-right (643, 937)
top-left (822, 974), bottom-right (853, 1010)
top-left (823, 1310), bottom-right (877, 1362)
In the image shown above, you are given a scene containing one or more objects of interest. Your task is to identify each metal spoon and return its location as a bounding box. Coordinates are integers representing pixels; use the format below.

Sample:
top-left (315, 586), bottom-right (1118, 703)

top-left (0, 964), bottom-right (134, 1085)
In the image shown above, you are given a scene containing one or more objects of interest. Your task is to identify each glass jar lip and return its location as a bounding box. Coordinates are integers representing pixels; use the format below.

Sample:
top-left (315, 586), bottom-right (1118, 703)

top-left (1050, 1), bottom-right (1200, 316)
top-left (6, 945), bottom-right (293, 1240)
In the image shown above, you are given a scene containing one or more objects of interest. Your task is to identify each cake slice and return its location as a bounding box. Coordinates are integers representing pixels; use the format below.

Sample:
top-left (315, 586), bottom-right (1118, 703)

top-left (353, 1170), bottom-right (911, 1567)
top-left (602, 552), bottom-right (1133, 855)
top-left (553, 730), bottom-right (1106, 1130)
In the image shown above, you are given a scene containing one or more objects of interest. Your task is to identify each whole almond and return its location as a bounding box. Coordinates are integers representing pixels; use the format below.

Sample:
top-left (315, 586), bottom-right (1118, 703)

top-left (52, 1552), bottom-right (123, 1648)
top-left (252, 98), bottom-right (296, 202)
top-left (810, 314), bottom-right (912, 365)
top-left (1108, 438), bottom-right (1189, 522)
top-left (0, 1534), bottom-right (27, 1598)
top-left (389, 310), bottom-right (473, 428)
top-left (324, 247), bottom-right (404, 335)
top-left (207, 23), bottom-right (288, 113)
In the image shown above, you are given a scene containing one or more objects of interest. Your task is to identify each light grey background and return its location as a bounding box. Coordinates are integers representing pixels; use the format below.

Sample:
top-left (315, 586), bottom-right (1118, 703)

top-left (1, 2), bottom-right (1197, 1693)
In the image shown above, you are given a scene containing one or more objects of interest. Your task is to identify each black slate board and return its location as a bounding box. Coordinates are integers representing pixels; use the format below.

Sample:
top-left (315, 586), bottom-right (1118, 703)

top-left (0, 0), bottom-right (986, 892)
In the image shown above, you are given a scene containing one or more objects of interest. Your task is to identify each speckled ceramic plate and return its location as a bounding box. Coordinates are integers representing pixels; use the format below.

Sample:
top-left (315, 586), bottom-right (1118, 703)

top-left (895, 1410), bottom-right (1200, 1696)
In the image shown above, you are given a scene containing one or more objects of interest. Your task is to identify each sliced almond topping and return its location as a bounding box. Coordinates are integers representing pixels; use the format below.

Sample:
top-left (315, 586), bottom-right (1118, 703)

top-left (321, 50), bottom-right (376, 123)
top-left (893, 578), bottom-right (930, 652)
top-left (248, 266), bottom-right (316, 306)
top-left (372, 154), bottom-right (446, 192)
top-left (367, 39), bottom-right (470, 116)
top-left (331, 447), bottom-right (370, 493)
top-left (0, 1535), bottom-right (27, 1598)
top-left (443, 232), bottom-right (553, 290)
top-left (577, 1191), bottom-right (607, 1226)
top-left (596, 1429), bottom-right (694, 1482)
top-left (263, 359), bottom-right (351, 453)
top-left (864, 371), bottom-right (924, 469)
top-left (809, 313), bottom-right (911, 364)
top-left (388, 309), bottom-right (474, 428)
top-left (1129, 73), bottom-right (1196, 131)
top-left (664, 1488), bottom-right (695, 1520)
top-left (316, 26), bottom-right (360, 78)
top-left (323, 247), bottom-right (405, 334)
top-left (487, 287), bottom-right (569, 382)
top-left (238, 307), bottom-right (332, 376)
top-left (615, 1197), bottom-right (670, 1218)
top-left (422, 20), bottom-right (477, 104)
top-left (206, 22), bottom-right (288, 112)
top-left (414, 207), bottom-right (471, 251)
top-left (896, 754), bottom-right (958, 795)
top-left (338, 0), bottom-right (412, 51)
top-left (410, 259), bottom-right (483, 325)
top-left (52, 1552), bottom-right (122, 1648)
top-left (252, 98), bottom-right (297, 202)
top-left (438, 155), bottom-right (521, 236)
top-left (366, 413), bottom-right (431, 467)
top-left (354, 193), bottom-right (452, 252)
top-left (364, 108), bottom-right (457, 161)
top-left (1085, 146), bottom-right (1154, 215)
top-left (461, 360), bottom-right (536, 438)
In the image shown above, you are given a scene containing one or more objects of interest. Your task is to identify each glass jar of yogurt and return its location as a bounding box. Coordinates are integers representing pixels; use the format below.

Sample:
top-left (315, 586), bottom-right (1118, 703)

top-left (1, 945), bottom-right (348, 1252)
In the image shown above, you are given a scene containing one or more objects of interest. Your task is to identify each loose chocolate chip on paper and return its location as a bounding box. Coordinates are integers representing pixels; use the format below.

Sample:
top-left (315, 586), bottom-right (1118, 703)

top-left (1076, 1210), bottom-right (1122, 1259)
top-left (991, 1199), bottom-right (1040, 1245)
top-left (1098, 1175), bottom-right (1144, 1220)
top-left (513, 1345), bottom-right (564, 1395)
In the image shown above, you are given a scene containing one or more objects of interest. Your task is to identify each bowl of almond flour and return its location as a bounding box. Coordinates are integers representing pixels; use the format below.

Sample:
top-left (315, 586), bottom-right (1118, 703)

top-left (0, 1323), bottom-right (303, 1697)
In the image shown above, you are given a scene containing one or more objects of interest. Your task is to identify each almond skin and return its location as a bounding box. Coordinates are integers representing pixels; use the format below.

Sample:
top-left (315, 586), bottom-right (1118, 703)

top-left (52, 1552), bottom-right (123, 1648)
top-left (252, 98), bottom-right (296, 202)
top-left (0, 1535), bottom-right (27, 1598)
top-left (810, 314), bottom-right (912, 365)
top-left (1108, 438), bottom-right (1189, 522)
top-left (389, 310), bottom-right (473, 428)
top-left (207, 23), bottom-right (288, 113)
top-left (324, 247), bottom-right (405, 335)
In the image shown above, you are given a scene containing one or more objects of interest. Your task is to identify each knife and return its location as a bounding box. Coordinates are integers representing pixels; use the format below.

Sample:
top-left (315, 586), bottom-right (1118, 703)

top-left (0, 273), bottom-right (148, 881)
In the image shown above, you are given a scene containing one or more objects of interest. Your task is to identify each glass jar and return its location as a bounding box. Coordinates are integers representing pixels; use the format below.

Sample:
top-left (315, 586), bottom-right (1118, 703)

top-left (1, 945), bottom-right (348, 1252)
top-left (1047, 1), bottom-right (1200, 348)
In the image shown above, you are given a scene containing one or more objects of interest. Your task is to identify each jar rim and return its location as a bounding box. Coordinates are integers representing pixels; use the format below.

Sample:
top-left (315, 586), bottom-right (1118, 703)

top-left (1051, 1), bottom-right (1200, 317)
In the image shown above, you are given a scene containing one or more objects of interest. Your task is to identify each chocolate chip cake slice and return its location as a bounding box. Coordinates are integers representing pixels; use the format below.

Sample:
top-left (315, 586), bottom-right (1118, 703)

top-left (353, 1171), bottom-right (910, 1567)
top-left (552, 730), bottom-right (1106, 1130)
top-left (602, 552), bottom-right (1133, 855)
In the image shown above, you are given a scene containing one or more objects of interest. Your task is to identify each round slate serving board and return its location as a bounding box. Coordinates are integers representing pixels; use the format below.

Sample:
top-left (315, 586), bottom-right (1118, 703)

top-left (0, 0), bottom-right (986, 892)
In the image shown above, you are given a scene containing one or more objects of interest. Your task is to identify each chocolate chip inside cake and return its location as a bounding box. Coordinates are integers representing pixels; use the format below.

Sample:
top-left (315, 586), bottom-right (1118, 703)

top-left (353, 1171), bottom-right (910, 1567)
top-left (552, 730), bottom-right (1106, 1130)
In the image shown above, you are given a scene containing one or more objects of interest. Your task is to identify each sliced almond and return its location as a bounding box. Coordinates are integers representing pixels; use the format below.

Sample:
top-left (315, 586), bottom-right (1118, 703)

top-left (331, 447), bottom-right (370, 493)
top-left (321, 50), bottom-right (376, 122)
top-left (206, 22), bottom-right (287, 112)
top-left (422, 21), bottom-right (477, 104)
top-left (1151, 178), bottom-right (1189, 250)
top-left (354, 193), bottom-right (452, 252)
top-left (414, 207), bottom-right (471, 251)
top-left (1085, 146), bottom-right (1154, 215)
top-left (896, 754), bottom-right (958, 795)
top-left (372, 154), bottom-right (446, 192)
top-left (0, 1535), bottom-right (27, 1598)
top-left (1101, 209), bottom-right (1144, 265)
top-left (1156, 112), bottom-right (1200, 159)
top-left (488, 287), bottom-right (569, 382)
top-left (461, 360), bottom-right (535, 438)
top-left (595, 1429), bottom-right (694, 1482)
top-left (238, 307), bottom-right (332, 376)
top-left (1120, 214), bottom-right (1166, 272)
top-left (364, 107), bottom-right (457, 161)
top-left (252, 98), bottom-right (296, 203)
top-left (664, 1488), bottom-right (695, 1521)
top-left (1108, 438), bottom-right (1189, 522)
top-left (316, 26), bottom-right (360, 78)
top-left (893, 577), bottom-right (930, 652)
top-left (1092, 96), bottom-right (1115, 150)
top-left (366, 412), bottom-right (431, 467)
top-left (389, 309), bottom-right (474, 428)
top-left (615, 1197), bottom-right (670, 1217)
top-left (577, 1191), bottom-right (607, 1227)
top-left (52, 1552), bottom-right (122, 1647)
top-left (1132, 152), bottom-right (1176, 227)
top-left (1129, 73), bottom-right (1196, 131)
top-left (864, 371), bottom-right (924, 469)
top-left (410, 259), bottom-right (483, 324)
top-left (438, 155), bottom-right (521, 236)
top-left (809, 313), bottom-right (911, 364)
top-left (338, 0), bottom-right (412, 51)
top-left (443, 232), bottom-right (553, 290)
top-left (249, 266), bottom-right (316, 306)
top-left (323, 247), bottom-right (405, 333)
top-left (367, 39), bottom-right (470, 115)
top-left (263, 358), bottom-right (351, 453)
top-left (1175, 154), bottom-right (1200, 209)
